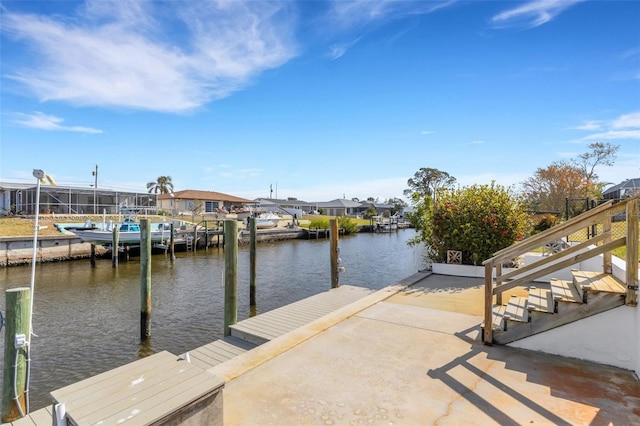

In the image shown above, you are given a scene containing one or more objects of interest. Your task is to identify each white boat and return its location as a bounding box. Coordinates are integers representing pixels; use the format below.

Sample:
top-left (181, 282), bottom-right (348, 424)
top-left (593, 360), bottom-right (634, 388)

top-left (68, 220), bottom-right (173, 244)
top-left (256, 212), bottom-right (281, 229)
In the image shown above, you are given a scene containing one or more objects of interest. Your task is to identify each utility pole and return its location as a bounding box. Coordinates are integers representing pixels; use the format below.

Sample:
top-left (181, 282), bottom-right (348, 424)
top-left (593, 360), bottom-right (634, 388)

top-left (92, 164), bottom-right (98, 213)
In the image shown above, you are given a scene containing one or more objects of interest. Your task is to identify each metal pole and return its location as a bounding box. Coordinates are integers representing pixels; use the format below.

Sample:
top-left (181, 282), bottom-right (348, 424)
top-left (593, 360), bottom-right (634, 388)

top-left (28, 178), bottom-right (41, 340)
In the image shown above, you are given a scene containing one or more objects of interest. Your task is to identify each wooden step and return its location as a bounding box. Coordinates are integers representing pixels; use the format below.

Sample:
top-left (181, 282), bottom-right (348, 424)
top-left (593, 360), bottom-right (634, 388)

top-left (491, 304), bottom-right (507, 331)
top-left (504, 294), bottom-right (529, 323)
top-left (550, 278), bottom-right (583, 304)
top-left (527, 287), bottom-right (554, 314)
top-left (571, 270), bottom-right (626, 294)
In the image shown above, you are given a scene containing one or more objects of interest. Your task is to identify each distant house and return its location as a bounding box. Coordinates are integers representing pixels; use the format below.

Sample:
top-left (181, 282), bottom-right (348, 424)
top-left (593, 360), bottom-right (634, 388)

top-left (254, 197), bottom-right (316, 218)
top-left (316, 199), bottom-right (362, 216)
top-left (603, 178), bottom-right (640, 201)
top-left (157, 190), bottom-right (253, 216)
top-left (355, 200), bottom-right (394, 217)
top-left (0, 181), bottom-right (156, 215)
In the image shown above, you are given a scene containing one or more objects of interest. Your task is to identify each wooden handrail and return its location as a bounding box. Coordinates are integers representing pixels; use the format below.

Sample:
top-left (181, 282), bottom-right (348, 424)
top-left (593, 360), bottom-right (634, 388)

top-left (496, 232), bottom-right (610, 284)
top-left (484, 199), bottom-right (619, 265)
top-left (483, 195), bottom-right (639, 344)
top-left (492, 237), bottom-right (625, 297)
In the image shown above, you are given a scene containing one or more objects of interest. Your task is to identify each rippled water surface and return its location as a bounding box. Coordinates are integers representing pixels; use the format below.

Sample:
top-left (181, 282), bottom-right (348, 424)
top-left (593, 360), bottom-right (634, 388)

top-left (0, 230), bottom-right (424, 410)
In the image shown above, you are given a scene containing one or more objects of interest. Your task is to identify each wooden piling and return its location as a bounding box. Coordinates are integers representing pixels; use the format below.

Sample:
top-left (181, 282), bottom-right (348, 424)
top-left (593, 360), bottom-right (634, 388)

top-left (140, 219), bottom-right (151, 340)
top-left (90, 243), bottom-right (96, 267)
top-left (224, 220), bottom-right (238, 336)
top-left (169, 223), bottom-right (175, 261)
top-left (112, 228), bottom-right (119, 268)
top-left (2, 288), bottom-right (31, 423)
top-left (249, 217), bottom-right (257, 306)
top-left (330, 219), bottom-right (339, 288)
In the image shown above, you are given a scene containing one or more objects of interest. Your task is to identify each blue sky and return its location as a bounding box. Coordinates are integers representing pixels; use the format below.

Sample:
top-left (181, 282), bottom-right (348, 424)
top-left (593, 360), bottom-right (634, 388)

top-left (1, 0), bottom-right (639, 202)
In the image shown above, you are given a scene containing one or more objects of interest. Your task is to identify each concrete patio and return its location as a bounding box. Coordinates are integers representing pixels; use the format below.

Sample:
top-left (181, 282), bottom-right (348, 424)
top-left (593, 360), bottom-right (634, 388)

top-left (215, 273), bottom-right (640, 425)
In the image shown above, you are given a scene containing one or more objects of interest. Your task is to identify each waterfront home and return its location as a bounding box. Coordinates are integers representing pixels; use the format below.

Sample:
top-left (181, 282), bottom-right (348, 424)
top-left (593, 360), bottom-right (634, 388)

top-left (157, 189), bottom-right (252, 216)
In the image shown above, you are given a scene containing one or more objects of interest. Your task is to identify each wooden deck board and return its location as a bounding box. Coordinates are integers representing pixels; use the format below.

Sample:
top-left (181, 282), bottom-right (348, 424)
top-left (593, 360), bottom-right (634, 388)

top-left (528, 287), bottom-right (554, 313)
top-left (550, 278), bottom-right (583, 303)
top-left (492, 304), bottom-right (506, 331)
top-left (572, 270), bottom-right (626, 294)
top-left (505, 295), bottom-right (529, 323)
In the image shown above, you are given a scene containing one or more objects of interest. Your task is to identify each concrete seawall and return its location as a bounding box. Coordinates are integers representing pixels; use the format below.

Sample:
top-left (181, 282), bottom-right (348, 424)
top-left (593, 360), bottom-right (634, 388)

top-left (0, 235), bottom-right (107, 267)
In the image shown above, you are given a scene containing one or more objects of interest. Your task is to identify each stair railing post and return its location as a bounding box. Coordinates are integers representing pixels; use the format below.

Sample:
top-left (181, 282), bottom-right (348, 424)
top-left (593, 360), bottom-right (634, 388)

top-left (484, 262), bottom-right (493, 344)
top-left (626, 199), bottom-right (638, 306)
top-left (603, 212), bottom-right (612, 274)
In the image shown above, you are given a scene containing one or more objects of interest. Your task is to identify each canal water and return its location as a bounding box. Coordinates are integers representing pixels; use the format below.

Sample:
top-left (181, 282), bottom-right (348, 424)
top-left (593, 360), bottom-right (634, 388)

top-left (0, 229), bottom-right (424, 411)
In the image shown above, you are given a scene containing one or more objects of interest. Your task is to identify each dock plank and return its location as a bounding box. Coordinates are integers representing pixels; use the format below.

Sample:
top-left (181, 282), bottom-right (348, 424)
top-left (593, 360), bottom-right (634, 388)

top-left (51, 351), bottom-right (223, 425)
top-left (230, 285), bottom-right (376, 345)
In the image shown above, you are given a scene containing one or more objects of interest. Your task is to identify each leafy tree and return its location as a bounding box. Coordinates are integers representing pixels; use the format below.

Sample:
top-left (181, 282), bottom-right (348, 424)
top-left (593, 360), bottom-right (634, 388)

top-left (351, 197), bottom-right (360, 202)
top-left (403, 167), bottom-right (456, 202)
top-left (521, 142), bottom-right (620, 215)
top-left (424, 183), bottom-right (530, 265)
top-left (366, 197), bottom-right (375, 202)
top-left (385, 197), bottom-right (407, 215)
top-left (404, 167), bottom-right (455, 237)
top-left (147, 176), bottom-right (174, 194)
top-left (573, 142), bottom-right (619, 185)
top-left (521, 161), bottom-right (586, 214)
top-left (364, 206), bottom-right (377, 218)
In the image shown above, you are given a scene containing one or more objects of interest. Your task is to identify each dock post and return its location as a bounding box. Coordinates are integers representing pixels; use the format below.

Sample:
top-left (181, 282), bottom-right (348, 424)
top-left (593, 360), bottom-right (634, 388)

top-left (2, 287), bottom-right (31, 423)
top-left (140, 219), bottom-right (151, 340)
top-left (249, 217), bottom-right (257, 306)
top-left (90, 243), bottom-right (96, 267)
top-left (204, 221), bottom-right (209, 249)
top-left (330, 219), bottom-right (340, 288)
top-left (224, 220), bottom-right (238, 336)
top-left (169, 223), bottom-right (175, 261)
top-left (112, 228), bottom-right (119, 268)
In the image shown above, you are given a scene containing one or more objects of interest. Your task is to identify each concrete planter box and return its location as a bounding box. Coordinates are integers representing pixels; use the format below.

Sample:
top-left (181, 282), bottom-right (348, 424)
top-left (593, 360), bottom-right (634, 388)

top-left (432, 262), bottom-right (517, 279)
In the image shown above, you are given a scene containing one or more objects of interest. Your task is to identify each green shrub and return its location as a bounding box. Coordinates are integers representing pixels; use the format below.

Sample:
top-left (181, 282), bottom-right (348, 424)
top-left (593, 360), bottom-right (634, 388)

top-left (425, 183), bottom-right (530, 265)
top-left (532, 213), bottom-right (560, 234)
top-left (309, 218), bottom-right (330, 229)
top-left (338, 216), bottom-right (359, 234)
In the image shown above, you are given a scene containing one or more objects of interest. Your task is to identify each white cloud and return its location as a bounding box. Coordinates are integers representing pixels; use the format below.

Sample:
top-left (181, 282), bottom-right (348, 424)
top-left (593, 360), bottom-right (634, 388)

top-left (572, 111), bottom-right (640, 142)
top-left (571, 120), bottom-right (602, 131)
top-left (2, 0), bottom-right (297, 113)
top-left (492, 0), bottom-right (585, 29)
top-left (470, 140), bottom-right (485, 145)
top-left (420, 130), bottom-right (436, 136)
top-left (583, 130), bottom-right (640, 140)
top-left (327, 37), bottom-right (361, 60)
top-left (611, 111), bottom-right (640, 129)
top-left (11, 111), bottom-right (103, 133)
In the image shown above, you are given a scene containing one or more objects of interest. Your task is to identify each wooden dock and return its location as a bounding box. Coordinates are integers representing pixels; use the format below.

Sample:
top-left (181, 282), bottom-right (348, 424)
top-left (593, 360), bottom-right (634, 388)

top-left (3, 285), bottom-right (378, 425)
top-left (185, 285), bottom-right (376, 369)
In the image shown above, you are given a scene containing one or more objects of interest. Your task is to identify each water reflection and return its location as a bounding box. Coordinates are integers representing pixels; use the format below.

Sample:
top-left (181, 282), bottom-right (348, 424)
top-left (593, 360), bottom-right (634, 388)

top-left (0, 230), bottom-right (423, 410)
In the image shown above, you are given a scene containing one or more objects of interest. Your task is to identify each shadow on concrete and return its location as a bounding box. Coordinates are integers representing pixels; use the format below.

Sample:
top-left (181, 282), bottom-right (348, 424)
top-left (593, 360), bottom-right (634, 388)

top-left (426, 323), bottom-right (640, 425)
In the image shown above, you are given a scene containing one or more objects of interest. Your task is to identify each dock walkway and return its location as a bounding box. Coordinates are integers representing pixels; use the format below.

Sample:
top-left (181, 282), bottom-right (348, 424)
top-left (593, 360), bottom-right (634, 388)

top-left (185, 285), bottom-right (376, 370)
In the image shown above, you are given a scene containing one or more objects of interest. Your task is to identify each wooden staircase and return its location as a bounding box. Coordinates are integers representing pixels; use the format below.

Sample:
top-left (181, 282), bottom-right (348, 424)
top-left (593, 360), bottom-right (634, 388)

top-left (482, 196), bottom-right (638, 345)
top-left (490, 269), bottom-right (627, 344)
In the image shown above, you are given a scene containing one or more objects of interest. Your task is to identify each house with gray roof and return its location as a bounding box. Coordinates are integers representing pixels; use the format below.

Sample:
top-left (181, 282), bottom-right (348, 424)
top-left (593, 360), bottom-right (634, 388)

top-left (603, 178), bottom-right (640, 201)
top-left (316, 199), bottom-right (362, 216)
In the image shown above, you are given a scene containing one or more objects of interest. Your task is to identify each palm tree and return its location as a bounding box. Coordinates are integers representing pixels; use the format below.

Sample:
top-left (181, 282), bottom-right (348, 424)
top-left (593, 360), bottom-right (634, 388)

top-left (147, 176), bottom-right (174, 194)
